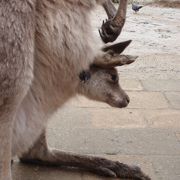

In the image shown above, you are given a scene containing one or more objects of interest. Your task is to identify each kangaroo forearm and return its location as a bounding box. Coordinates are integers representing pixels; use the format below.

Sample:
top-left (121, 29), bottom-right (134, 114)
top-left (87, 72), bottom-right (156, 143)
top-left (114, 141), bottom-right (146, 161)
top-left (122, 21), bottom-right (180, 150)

top-left (113, 0), bottom-right (127, 26)
top-left (103, 0), bottom-right (117, 19)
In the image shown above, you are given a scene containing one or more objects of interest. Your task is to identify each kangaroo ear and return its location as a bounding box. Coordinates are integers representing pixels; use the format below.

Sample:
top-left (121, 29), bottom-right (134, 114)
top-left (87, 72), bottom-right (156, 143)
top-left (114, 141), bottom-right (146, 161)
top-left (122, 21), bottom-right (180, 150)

top-left (93, 54), bottom-right (138, 68)
top-left (102, 40), bottom-right (132, 54)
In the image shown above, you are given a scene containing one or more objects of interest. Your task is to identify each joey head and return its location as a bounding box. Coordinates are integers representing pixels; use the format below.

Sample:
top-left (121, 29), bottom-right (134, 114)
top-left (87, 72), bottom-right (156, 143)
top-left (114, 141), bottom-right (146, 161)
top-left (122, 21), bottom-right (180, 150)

top-left (79, 40), bottom-right (137, 108)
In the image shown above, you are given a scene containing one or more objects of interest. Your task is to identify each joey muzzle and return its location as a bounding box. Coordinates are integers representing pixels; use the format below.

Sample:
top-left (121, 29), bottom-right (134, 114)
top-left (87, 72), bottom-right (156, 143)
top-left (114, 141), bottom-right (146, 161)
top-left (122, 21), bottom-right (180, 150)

top-left (111, 93), bottom-right (130, 108)
top-left (119, 94), bottom-right (130, 108)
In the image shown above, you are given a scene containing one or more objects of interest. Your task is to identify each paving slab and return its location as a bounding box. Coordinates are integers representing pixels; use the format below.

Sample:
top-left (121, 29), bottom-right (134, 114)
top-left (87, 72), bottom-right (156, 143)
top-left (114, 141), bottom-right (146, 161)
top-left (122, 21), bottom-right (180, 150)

top-left (141, 79), bottom-right (180, 91)
top-left (90, 109), bottom-right (146, 129)
top-left (50, 108), bottom-right (180, 130)
top-left (142, 109), bottom-right (180, 129)
top-left (128, 91), bottom-right (169, 109)
top-left (118, 55), bottom-right (180, 80)
top-left (49, 108), bottom-right (147, 129)
top-left (47, 128), bottom-right (180, 156)
top-left (175, 132), bottom-right (180, 142)
top-left (164, 92), bottom-right (180, 109)
top-left (149, 156), bottom-right (180, 180)
top-left (120, 79), bottom-right (144, 91)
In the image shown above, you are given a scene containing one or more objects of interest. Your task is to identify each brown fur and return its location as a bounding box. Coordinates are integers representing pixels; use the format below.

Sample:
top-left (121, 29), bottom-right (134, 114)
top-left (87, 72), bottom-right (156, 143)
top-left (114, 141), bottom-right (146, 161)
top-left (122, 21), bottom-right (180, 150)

top-left (12, 0), bottom-right (104, 157)
top-left (0, 1), bottom-right (149, 180)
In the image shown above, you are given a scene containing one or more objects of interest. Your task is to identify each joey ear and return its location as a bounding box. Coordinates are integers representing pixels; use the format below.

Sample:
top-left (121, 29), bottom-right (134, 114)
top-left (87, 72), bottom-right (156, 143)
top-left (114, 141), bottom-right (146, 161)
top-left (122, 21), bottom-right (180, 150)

top-left (102, 40), bottom-right (132, 54)
top-left (93, 54), bottom-right (138, 68)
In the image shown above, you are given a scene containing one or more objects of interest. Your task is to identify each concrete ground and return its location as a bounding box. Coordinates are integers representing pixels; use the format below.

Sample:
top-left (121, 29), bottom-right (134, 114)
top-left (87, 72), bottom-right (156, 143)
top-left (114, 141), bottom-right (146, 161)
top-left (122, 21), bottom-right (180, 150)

top-left (13, 4), bottom-right (180, 180)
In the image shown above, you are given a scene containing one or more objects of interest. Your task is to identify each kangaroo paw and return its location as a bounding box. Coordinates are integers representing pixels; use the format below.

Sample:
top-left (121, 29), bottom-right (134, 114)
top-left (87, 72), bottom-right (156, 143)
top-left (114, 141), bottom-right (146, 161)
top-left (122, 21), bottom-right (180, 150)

top-left (88, 158), bottom-right (151, 180)
top-left (99, 19), bottom-right (121, 43)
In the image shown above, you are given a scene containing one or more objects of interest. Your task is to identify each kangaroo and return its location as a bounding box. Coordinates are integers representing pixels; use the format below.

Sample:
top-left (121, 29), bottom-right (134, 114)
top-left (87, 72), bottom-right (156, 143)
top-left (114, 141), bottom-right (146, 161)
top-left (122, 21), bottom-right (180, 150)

top-left (0, 0), bottom-right (150, 180)
top-left (18, 40), bottom-right (150, 180)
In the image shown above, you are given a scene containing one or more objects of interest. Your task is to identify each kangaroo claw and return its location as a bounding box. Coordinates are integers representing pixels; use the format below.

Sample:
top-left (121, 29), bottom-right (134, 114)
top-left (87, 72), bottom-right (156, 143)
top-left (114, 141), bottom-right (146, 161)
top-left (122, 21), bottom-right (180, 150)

top-left (99, 19), bottom-right (122, 43)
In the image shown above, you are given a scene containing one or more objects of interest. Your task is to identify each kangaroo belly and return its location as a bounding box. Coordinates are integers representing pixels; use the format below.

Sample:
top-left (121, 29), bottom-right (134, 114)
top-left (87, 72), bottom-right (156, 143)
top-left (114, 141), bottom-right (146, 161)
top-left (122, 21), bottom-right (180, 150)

top-left (12, 0), bottom-right (99, 157)
top-left (12, 91), bottom-right (47, 157)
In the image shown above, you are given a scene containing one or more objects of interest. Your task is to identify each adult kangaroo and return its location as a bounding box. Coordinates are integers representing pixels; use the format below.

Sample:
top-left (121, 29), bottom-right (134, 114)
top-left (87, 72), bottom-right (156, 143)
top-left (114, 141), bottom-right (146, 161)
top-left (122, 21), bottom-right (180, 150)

top-left (0, 0), bottom-right (150, 180)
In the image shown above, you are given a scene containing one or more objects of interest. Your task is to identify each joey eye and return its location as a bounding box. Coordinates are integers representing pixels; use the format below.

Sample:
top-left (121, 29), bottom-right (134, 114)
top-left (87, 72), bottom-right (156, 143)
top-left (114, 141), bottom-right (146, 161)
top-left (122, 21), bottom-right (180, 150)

top-left (111, 74), bottom-right (118, 82)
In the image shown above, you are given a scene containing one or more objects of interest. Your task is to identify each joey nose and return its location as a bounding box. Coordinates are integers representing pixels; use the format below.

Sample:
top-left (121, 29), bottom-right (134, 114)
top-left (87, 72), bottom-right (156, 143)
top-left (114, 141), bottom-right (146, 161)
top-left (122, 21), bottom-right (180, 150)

top-left (126, 94), bottom-right (130, 104)
top-left (119, 95), bottom-right (130, 108)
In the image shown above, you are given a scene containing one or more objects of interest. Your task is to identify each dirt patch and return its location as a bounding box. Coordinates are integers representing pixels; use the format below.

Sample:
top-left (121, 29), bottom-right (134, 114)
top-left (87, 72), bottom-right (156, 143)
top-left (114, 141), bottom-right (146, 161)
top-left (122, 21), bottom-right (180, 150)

top-left (149, 1), bottom-right (180, 8)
